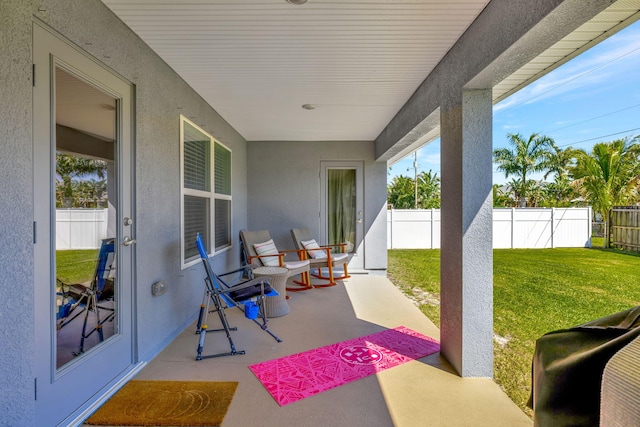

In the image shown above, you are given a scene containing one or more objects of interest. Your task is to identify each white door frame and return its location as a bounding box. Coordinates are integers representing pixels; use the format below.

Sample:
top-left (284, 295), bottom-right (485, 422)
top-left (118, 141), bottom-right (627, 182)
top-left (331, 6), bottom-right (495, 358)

top-left (33, 21), bottom-right (140, 425)
top-left (320, 161), bottom-right (365, 271)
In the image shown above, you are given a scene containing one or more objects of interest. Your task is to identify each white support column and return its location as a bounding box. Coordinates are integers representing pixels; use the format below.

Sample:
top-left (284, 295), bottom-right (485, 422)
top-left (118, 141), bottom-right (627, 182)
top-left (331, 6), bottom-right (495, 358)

top-left (440, 89), bottom-right (493, 377)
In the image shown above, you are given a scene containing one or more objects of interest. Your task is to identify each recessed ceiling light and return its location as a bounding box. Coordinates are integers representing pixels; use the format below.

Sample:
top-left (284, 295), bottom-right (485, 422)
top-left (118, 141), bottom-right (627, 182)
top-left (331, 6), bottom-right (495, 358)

top-left (301, 104), bottom-right (316, 110)
top-left (286, 0), bottom-right (309, 4)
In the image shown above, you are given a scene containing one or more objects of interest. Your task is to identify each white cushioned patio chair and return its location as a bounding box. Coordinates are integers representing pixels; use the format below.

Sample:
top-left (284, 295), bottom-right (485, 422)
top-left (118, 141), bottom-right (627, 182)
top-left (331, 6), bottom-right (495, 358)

top-left (290, 228), bottom-right (352, 287)
top-left (239, 229), bottom-right (312, 292)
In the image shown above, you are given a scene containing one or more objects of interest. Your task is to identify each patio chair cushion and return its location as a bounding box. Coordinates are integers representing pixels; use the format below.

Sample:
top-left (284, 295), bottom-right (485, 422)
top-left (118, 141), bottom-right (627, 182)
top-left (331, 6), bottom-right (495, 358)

top-left (331, 252), bottom-right (349, 262)
top-left (284, 260), bottom-right (309, 270)
top-left (301, 239), bottom-right (328, 259)
top-left (253, 239), bottom-right (281, 266)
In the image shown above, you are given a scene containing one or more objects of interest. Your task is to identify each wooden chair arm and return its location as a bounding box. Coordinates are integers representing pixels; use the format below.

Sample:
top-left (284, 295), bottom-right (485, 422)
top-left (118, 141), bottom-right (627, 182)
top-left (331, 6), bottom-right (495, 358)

top-left (268, 248), bottom-right (308, 262)
top-left (278, 248), bottom-right (305, 255)
top-left (293, 249), bottom-right (311, 261)
top-left (248, 253), bottom-right (285, 267)
top-left (302, 246), bottom-right (336, 260)
top-left (316, 243), bottom-right (348, 254)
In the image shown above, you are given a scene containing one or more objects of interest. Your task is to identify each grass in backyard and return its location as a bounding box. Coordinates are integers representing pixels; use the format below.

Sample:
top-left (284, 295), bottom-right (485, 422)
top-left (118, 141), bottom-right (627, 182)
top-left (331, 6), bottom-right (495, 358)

top-left (388, 247), bottom-right (640, 418)
top-left (56, 249), bottom-right (99, 285)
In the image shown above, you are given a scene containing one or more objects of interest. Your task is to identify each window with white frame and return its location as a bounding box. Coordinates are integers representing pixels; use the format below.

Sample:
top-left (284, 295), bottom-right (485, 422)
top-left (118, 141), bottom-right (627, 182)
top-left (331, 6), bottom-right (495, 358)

top-left (181, 116), bottom-right (232, 267)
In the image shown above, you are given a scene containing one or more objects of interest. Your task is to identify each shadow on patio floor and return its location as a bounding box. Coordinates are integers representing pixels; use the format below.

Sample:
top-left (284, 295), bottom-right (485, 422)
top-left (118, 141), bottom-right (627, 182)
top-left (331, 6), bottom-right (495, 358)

top-left (87, 274), bottom-right (531, 427)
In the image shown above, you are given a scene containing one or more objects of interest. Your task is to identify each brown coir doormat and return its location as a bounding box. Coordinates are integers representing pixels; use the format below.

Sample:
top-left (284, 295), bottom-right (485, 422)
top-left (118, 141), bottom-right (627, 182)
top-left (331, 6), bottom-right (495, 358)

top-left (85, 380), bottom-right (238, 426)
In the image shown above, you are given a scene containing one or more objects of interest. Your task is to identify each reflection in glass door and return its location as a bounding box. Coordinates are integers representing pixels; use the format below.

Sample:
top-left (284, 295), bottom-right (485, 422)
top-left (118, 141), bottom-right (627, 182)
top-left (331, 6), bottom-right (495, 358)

top-left (54, 67), bottom-right (118, 369)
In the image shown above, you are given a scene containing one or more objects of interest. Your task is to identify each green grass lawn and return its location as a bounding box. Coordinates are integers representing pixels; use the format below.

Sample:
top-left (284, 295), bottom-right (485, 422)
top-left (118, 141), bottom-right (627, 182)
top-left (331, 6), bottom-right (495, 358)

top-left (56, 249), bottom-right (99, 284)
top-left (388, 247), bottom-right (640, 418)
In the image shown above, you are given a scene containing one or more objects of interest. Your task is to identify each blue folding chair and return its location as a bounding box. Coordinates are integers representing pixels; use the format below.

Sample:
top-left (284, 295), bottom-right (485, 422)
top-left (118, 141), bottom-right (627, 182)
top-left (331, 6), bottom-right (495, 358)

top-left (57, 238), bottom-right (116, 355)
top-left (195, 233), bottom-right (281, 360)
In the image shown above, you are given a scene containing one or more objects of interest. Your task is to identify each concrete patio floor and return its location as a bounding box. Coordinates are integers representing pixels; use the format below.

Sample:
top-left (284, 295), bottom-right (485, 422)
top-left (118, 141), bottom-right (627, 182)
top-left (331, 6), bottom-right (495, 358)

top-left (91, 274), bottom-right (532, 426)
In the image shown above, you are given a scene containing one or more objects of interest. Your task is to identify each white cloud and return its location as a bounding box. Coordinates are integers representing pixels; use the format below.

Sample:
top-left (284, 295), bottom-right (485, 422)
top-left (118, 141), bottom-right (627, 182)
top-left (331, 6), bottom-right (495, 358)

top-left (495, 24), bottom-right (640, 111)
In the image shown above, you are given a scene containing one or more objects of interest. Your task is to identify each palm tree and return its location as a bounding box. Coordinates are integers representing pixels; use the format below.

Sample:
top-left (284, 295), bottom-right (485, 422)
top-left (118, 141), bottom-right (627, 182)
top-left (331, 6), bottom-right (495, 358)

top-left (540, 174), bottom-right (579, 207)
top-left (544, 146), bottom-right (576, 180)
top-left (525, 179), bottom-right (544, 207)
top-left (56, 153), bottom-right (107, 207)
top-left (492, 184), bottom-right (514, 207)
top-left (74, 179), bottom-right (107, 208)
top-left (493, 133), bottom-right (557, 207)
top-left (570, 138), bottom-right (640, 246)
top-left (387, 175), bottom-right (416, 209)
top-left (416, 170), bottom-right (441, 208)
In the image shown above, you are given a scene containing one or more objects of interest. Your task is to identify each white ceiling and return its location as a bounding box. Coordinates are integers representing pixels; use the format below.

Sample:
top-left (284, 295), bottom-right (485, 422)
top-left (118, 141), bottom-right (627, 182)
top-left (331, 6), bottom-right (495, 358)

top-left (100, 0), bottom-right (640, 143)
top-left (100, 0), bottom-right (490, 141)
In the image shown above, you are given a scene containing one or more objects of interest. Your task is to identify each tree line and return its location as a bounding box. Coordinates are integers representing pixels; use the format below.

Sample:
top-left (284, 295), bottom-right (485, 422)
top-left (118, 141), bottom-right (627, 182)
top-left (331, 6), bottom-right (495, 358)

top-left (56, 153), bottom-right (108, 208)
top-left (387, 133), bottom-right (640, 223)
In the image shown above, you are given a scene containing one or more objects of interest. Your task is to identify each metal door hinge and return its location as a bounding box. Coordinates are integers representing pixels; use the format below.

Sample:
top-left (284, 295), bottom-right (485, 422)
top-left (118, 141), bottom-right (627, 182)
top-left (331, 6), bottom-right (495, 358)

top-left (32, 64), bottom-right (36, 87)
top-left (33, 221), bottom-right (37, 244)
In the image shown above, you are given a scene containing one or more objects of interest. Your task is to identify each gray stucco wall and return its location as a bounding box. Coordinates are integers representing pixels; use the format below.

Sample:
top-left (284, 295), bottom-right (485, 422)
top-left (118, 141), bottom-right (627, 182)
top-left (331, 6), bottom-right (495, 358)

top-left (1, 1), bottom-right (249, 423)
top-left (246, 140), bottom-right (388, 270)
top-left (38, 1), bottom-right (251, 361)
top-left (0, 2), bottom-right (37, 425)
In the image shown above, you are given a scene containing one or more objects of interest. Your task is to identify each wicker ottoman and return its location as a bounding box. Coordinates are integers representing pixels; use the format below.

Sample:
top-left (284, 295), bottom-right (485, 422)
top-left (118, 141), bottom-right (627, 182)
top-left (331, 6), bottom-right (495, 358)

top-left (253, 266), bottom-right (290, 317)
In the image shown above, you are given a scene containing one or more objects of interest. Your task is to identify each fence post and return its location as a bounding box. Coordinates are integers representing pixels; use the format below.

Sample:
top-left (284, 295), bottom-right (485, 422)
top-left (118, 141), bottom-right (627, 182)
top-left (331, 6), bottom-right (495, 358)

top-left (606, 209), bottom-right (611, 249)
top-left (587, 206), bottom-right (592, 248)
top-left (430, 208), bottom-right (435, 250)
top-left (511, 207), bottom-right (515, 249)
top-left (551, 207), bottom-right (555, 249)
top-left (389, 208), bottom-right (393, 249)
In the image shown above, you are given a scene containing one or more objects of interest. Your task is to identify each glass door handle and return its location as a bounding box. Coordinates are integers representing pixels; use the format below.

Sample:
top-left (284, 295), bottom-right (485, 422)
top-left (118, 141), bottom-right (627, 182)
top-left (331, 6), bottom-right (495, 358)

top-left (123, 236), bottom-right (136, 246)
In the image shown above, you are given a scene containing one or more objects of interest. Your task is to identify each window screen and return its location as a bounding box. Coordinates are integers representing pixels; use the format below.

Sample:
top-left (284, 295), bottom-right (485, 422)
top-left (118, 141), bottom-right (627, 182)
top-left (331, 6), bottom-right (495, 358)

top-left (184, 195), bottom-right (210, 261)
top-left (183, 122), bottom-right (210, 192)
top-left (181, 116), bottom-right (232, 267)
top-left (214, 143), bottom-right (231, 195)
top-left (214, 199), bottom-right (231, 250)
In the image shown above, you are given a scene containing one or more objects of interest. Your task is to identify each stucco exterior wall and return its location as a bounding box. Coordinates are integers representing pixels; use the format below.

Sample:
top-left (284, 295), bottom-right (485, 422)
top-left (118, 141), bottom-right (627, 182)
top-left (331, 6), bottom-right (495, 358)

top-left (37, 0), bottom-right (251, 361)
top-left (0, 1), bottom-right (250, 422)
top-left (0, 2), bottom-right (38, 425)
top-left (246, 140), bottom-right (388, 270)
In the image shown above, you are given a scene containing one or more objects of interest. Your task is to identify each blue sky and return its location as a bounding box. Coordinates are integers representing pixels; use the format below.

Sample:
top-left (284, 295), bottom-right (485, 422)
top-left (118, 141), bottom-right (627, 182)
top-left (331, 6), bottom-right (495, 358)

top-left (388, 20), bottom-right (640, 185)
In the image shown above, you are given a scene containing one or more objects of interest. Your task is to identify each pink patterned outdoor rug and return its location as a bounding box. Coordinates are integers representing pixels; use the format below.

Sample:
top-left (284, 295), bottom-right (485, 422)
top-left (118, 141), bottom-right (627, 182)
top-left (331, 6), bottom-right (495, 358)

top-left (249, 326), bottom-right (440, 406)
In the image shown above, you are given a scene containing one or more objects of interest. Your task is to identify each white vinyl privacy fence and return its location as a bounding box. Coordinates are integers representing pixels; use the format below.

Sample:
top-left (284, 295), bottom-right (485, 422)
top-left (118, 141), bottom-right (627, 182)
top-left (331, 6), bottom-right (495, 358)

top-left (56, 209), bottom-right (108, 250)
top-left (387, 207), bottom-right (592, 249)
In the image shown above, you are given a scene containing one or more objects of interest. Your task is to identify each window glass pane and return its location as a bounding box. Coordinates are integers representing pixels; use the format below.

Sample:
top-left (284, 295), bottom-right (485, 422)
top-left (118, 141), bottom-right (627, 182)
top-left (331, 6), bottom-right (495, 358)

top-left (184, 195), bottom-right (210, 260)
top-left (184, 122), bottom-right (210, 191)
top-left (214, 199), bottom-right (231, 250)
top-left (181, 117), bottom-right (232, 263)
top-left (214, 143), bottom-right (231, 195)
